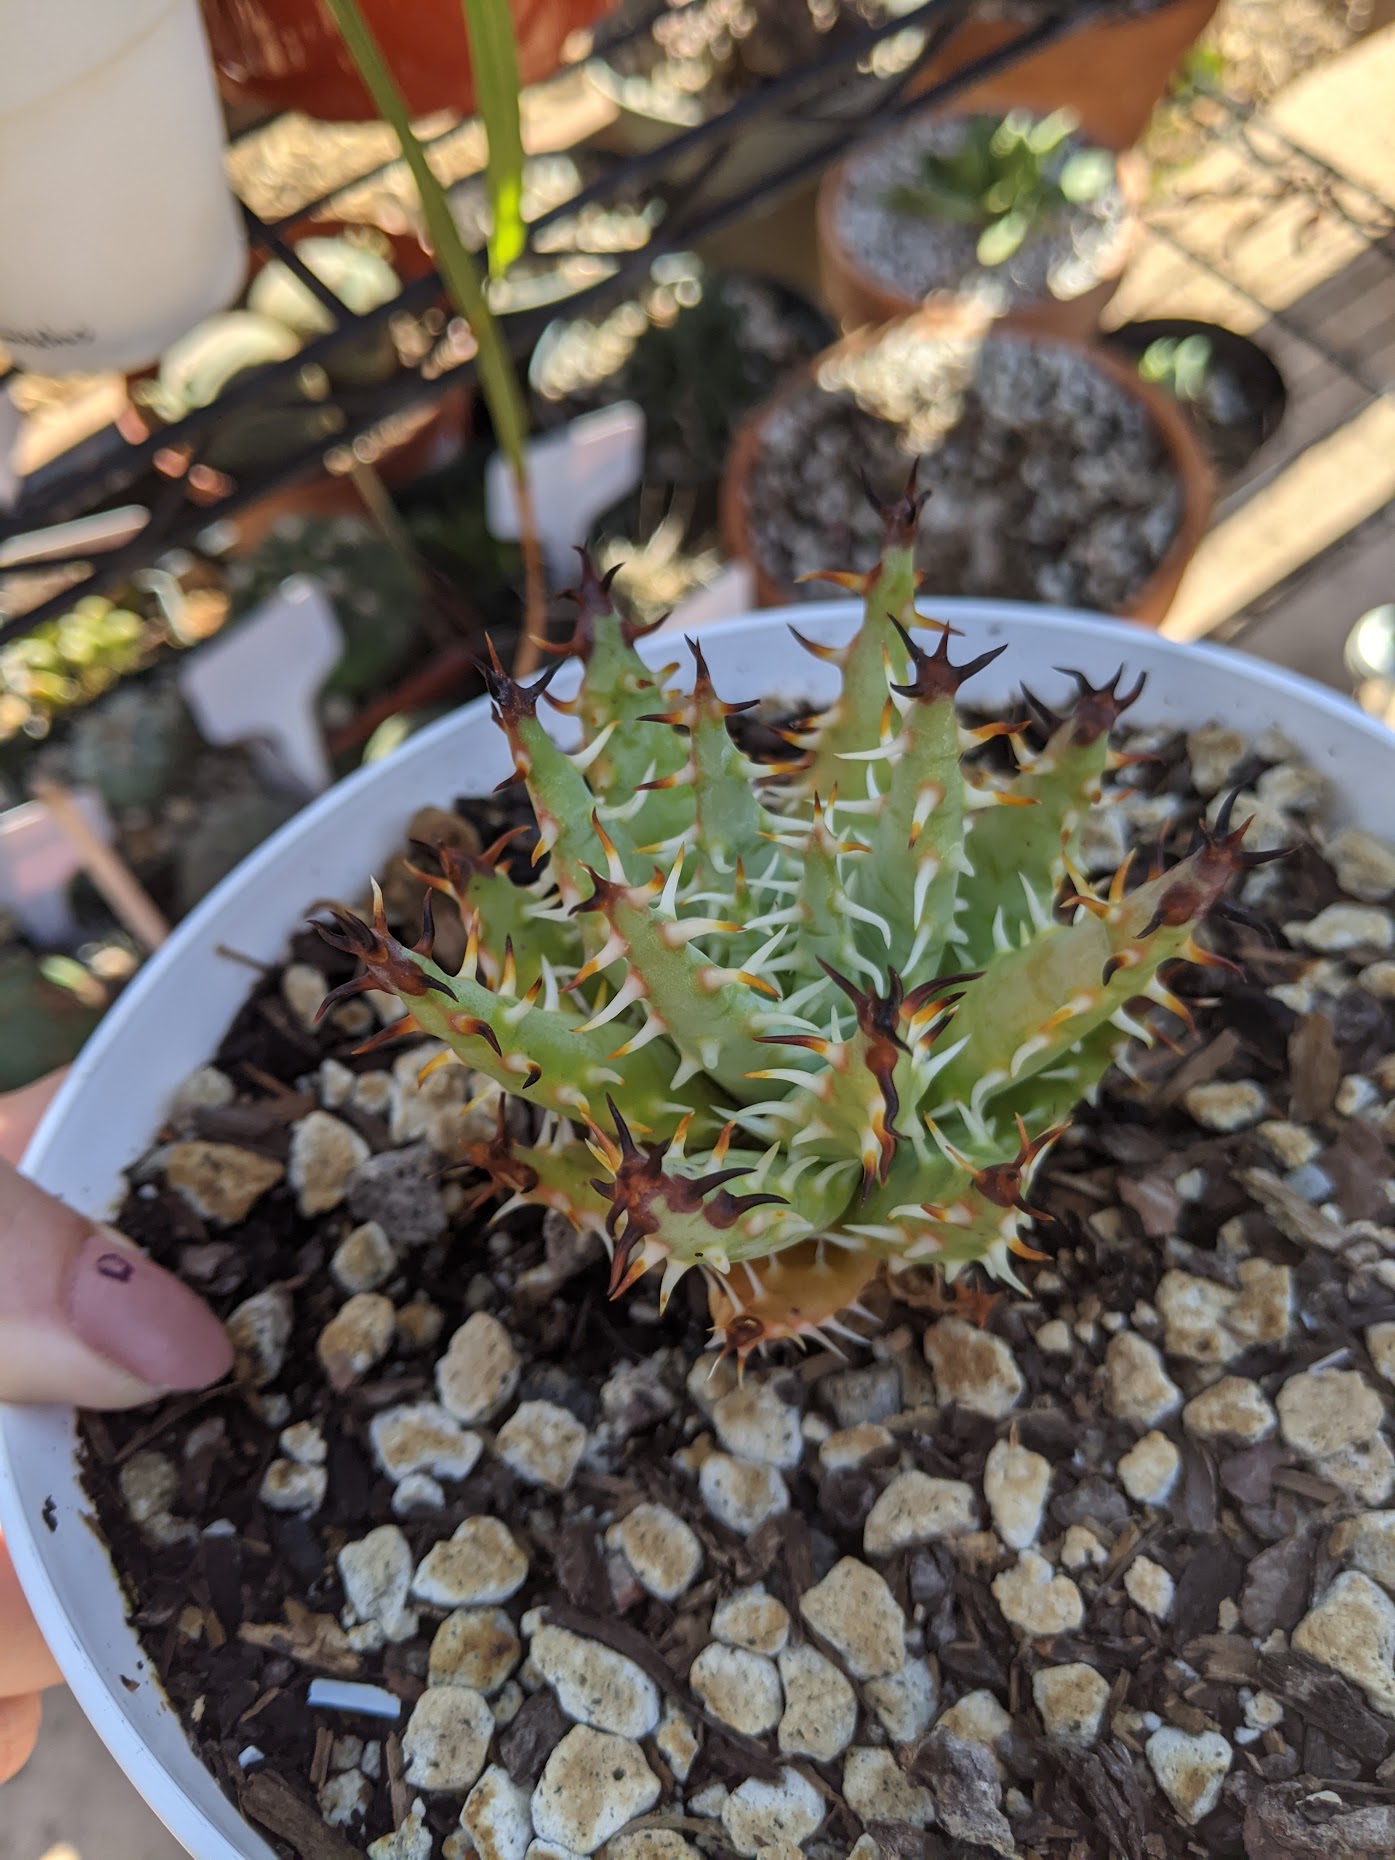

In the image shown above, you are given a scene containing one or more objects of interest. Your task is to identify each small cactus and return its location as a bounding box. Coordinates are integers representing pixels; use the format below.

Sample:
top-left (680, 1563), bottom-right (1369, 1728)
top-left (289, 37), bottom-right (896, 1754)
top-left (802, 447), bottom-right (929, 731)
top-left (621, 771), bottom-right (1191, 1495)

top-left (320, 480), bottom-right (1265, 1359)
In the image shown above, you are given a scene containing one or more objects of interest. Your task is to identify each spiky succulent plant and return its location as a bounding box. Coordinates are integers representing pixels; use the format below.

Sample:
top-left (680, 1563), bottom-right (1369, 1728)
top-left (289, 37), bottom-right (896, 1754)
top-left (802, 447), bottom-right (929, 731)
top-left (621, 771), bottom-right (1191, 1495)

top-left (319, 481), bottom-right (1261, 1359)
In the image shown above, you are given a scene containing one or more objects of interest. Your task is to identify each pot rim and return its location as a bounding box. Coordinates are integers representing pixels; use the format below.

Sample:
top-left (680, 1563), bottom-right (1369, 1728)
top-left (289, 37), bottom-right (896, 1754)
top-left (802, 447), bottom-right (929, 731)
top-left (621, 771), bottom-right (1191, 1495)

top-left (2, 597), bottom-right (1386, 1860)
top-left (719, 307), bottom-right (1216, 623)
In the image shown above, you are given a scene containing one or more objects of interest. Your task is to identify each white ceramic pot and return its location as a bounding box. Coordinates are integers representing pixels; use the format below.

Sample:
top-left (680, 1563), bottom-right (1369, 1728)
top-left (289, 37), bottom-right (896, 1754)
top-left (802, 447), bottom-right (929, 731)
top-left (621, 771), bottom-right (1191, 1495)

top-left (0, 0), bottom-right (246, 373)
top-left (2, 600), bottom-right (1391, 1860)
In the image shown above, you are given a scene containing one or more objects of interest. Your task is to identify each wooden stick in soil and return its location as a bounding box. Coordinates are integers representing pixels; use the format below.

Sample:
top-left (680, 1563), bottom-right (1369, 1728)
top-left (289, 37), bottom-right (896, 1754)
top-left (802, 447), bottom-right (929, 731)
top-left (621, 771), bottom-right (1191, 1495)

top-left (27, 777), bottom-right (170, 952)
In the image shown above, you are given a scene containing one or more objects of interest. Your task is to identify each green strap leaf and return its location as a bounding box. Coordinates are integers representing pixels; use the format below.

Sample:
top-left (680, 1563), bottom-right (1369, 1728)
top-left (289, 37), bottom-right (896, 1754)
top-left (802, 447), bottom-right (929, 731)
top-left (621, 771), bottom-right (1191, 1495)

top-left (462, 0), bottom-right (527, 279)
top-left (321, 0), bottom-right (528, 478)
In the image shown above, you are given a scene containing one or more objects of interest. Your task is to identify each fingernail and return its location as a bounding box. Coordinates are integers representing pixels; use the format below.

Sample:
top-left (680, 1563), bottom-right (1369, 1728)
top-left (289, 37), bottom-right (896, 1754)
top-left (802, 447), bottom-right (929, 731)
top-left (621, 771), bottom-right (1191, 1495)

top-left (67, 1230), bottom-right (235, 1393)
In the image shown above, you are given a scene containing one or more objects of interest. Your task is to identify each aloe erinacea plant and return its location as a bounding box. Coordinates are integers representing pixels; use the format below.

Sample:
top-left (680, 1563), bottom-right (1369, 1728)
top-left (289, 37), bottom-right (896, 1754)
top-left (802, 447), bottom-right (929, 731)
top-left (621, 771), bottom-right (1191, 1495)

top-left (320, 479), bottom-right (1264, 1360)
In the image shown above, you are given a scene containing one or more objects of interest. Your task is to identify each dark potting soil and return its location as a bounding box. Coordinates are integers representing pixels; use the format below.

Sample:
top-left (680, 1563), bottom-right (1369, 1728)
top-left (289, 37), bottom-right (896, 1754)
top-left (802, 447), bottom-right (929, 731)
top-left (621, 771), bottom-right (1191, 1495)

top-left (70, 711), bottom-right (1395, 1860)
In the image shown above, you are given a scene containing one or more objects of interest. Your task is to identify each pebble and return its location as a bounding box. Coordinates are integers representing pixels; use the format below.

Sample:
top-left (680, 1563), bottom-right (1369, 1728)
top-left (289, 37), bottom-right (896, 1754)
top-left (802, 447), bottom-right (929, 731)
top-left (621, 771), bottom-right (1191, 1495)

top-left (1183, 1376), bottom-right (1276, 1444)
top-left (689, 1642), bottom-right (783, 1737)
top-left (687, 1783), bottom-right (728, 1819)
top-left (1156, 1262), bottom-right (1292, 1365)
top-left (317, 1293), bottom-right (396, 1392)
top-left (603, 1837), bottom-right (695, 1860)
top-left (1124, 1555), bottom-right (1175, 1620)
top-left (820, 1361), bottom-right (903, 1428)
top-left (319, 1768), bottom-right (373, 1827)
top-left (776, 1642), bottom-right (857, 1760)
top-left (606, 1503), bottom-right (703, 1602)
top-left (348, 1144), bottom-right (449, 1248)
top-left (227, 1286), bottom-right (294, 1388)
top-left (397, 1299), bottom-right (445, 1354)
top-left (1182, 1080), bottom-right (1266, 1132)
top-left (1321, 1437), bottom-right (1395, 1507)
top-left (1061, 1524), bottom-right (1109, 1570)
top-left (339, 1527), bottom-right (418, 1642)
top-left (984, 1440), bottom-right (1050, 1550)
top-left (430, 1610), bottom-right (521, 1695)
top-left (531, 1728), bottom-right (660, 1855)
top-left (393, 1474), bottom-right (446, 1517)
top-left (654, 1706), bottom-right (699, 1782)
top-left (1361, 959), bottom-right (1395, 999)
top-left (280, 961), bottom-right (329, 1029)
top-left (992, 1552), bottom-right (1084, 1637)
top-left (119, 1452), bottom-right (179, 1535)
top-left (711, 1585), bottom-right (790, 1656)
top-left (712, 1380), bottom-right (803, 1470)
top-left (1118, 1431), bottom-right (1181, 1506)
top-left (279, 1421), bottom-right (325, 1466)
top-left (1328, 827), bottom-right (1395, 902)
top-left (1186, 724), bottom-right (1247, 796)
top-left (1277, 1368), bottom-right (1385, 1460)
top-left (819, 1423), bottom-right (894, 1469)
top-left (864, 1469), bottom-right (979, 1554)
top-left (437, 1313), bottom-right (522, 1424)
top-left (863, 1655), bottom-right (938, 1743)
top-left (721, 1768), bottom-right (824, 1857)
top-left (170, 1064), bottom-right (237, 1114)
top-left (531, 1624), bottom-right (661, 1739)
top-left (1367, 1324), bottom-right (1395, 1387)
top-left (401, 1687), bottom-right (494, 1793)
top-left (923, 1319), bottom-right (1023, 1418)
top-left (1258, 1119), bottom-right (1321, 1169)
top-left (371, 1402), bottom-right (482, 1484)
top-left (369, 1802), bottom-right (433, 1860)
top-left (354, 1072), bottom-right (396, 1119)
top-left (1035, 1318), bottom-right (1073, 1355)
top-left (496, 1402), bottom-right (588, 1491)
top-left (1293, 1571), bottom-right (1395, 1716)
top-left (1103, 1331), bottom-right (1182, 1427)
top-left (414, 1518), bottom-right (530, 1607)
top-left (1033, 1663), bottom-right (1111, 1749)
top-left (1331, 1513), bottom-right (1395, 1592)
top-left (698, 1453), bottom-right (789, 1537)
top-left (686, 1352), bottom-right (738, 1416)
top-left (1145, 1727), bottom-right (1232, 1825)
top-left (799, 1558), bottom-right (906, 1679)
top-left (842, 1748), bottom-right (933, 1828)
top-left (461, 1766), bottom-right (533, 1860)
top-left (1289, 904), bottom-right (1394, 953)
top-left (258, 1460), bottom-right (328, 1514)
top-left (332, 1221), bottom-right (397, 1294)
top-left (162, 1141), bottom-right (284, 1225)
top-left (391, 1045), bottom-right (487, 1154)
top-left (288, 1111), bottom-right (370, 1217)
top-left (937, 1688), bottom-right (1012, 1761)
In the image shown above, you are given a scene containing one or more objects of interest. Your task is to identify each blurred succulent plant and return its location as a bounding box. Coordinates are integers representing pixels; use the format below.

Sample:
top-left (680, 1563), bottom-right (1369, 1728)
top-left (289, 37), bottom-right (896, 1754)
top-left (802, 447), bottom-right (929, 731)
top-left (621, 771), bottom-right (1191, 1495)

top-left (884, 109), bottom-right (1117, 267)
top-left (0, 598), bottom-right (151, 744)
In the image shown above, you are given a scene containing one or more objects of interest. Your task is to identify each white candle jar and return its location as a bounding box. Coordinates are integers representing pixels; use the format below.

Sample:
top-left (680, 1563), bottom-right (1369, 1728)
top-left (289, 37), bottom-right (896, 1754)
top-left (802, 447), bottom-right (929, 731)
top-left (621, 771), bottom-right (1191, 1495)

top-left (0, 0), bottom-right (246, 374)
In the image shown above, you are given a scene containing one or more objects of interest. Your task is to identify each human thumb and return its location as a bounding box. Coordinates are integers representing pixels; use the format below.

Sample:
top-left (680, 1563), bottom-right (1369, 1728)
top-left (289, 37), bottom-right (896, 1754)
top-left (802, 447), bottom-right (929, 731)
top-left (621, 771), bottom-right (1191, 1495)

top-left (0, 1160), bottom-right (234, 1409)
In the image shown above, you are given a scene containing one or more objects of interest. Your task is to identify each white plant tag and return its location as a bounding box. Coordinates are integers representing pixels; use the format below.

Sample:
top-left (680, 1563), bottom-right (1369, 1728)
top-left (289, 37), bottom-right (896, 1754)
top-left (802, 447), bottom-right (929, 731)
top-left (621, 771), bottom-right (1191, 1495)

top-left (486, 403), bottom-right (646, 581)
top-left (0, 787), bottom-right (112, 945)
top-left (179, 575), bottom-right (342, 795)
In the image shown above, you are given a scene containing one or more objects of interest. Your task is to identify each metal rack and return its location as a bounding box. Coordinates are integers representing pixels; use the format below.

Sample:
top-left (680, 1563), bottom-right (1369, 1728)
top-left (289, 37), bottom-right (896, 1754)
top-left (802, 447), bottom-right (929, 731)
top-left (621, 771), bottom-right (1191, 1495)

top-left (0, 0), bottom-right (1203, 644)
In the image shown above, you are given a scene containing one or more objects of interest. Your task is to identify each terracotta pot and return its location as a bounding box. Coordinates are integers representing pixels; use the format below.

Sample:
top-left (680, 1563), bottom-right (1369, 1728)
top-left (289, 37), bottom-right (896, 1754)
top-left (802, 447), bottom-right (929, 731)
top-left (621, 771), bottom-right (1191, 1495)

top-left (201, 0), bottom-right (614, 120)
top-left (910, 0), bottom-right (1222, 150)
top-left (719, 307), bottom-right (1215, 628)
top-left (816, 125), bottom-right (1145, 340)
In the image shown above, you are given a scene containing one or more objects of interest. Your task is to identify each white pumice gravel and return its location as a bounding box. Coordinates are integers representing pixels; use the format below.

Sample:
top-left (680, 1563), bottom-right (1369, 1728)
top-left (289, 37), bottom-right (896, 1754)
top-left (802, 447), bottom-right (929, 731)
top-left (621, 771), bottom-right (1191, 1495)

top-left (289, 1110), bottom-right (371, 1216)
top-left (530, 1727), bottom-right (660, 1854)
top-left (923, 1318), bottom-right (1024, 1418)
top-left (697, 1453), bottom-right (789, 1536)
top-left (413, 1519), bottom-right (530, 1607)
top-left (992, 1552), bottom-right (1084, 1637)
top-left (775, 1641), bottom-right (857, 1759)
top-left (689, 1641), bottom-right (782, 1737)
top-left (495, 1401), bottom-right (588, 1491)
top-left (711, 1585), bottom-right (790, 1655)
top-left (1033, 1662), bottom-right (1111, 1750)
top-left (161, 1140), bottom-right (284, 1225)
top-left (370, 1402), bottom-right (483, 1484)
top-left (401, 1687), bottom-right (494, 1794)
top-left (711, 1378), bottom-right (803, 1469)
top-left (605, 1503), bottom-right (703, 1601)
top-left (863, 1468), bottom-right (979, 1553)
top-left (798, 1558), bottom-right (906, 1679)
top-left (1145, 1728), bottom-right (1233, 1825)
top-left (530, 1623), bottom-right (661, 1739)
top-left (983, 1439), bottom-right (1050, 1550)
top-left (436, 1313), bottom-right (521, 1423)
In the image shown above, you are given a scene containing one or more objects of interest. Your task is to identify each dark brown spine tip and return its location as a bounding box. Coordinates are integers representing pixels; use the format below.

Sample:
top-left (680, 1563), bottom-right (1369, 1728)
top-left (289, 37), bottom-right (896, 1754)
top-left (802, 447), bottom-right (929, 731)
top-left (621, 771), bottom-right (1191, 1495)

top-left (480, 644), bottom-right (566, 727)
top-left (868, 459), bottom-right (929, 549)
top-left (451, 1014), bottom-right (503, 1057)
top-left (889, 623), bottom-right (1009, 704)
top-left (1052, 665), bottom-right (1147, 745)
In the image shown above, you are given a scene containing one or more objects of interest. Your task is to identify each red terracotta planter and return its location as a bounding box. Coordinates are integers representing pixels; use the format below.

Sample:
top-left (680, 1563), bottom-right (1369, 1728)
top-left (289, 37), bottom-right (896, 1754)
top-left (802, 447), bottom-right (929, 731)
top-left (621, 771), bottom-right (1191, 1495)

top-left (911, 0), bottom-right (1222, 151)
top-left (201, 0), bottom-right (614, 120)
